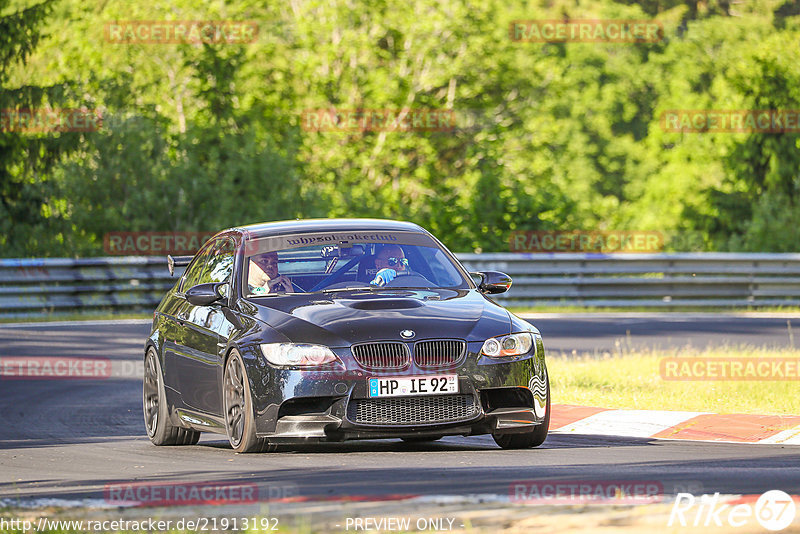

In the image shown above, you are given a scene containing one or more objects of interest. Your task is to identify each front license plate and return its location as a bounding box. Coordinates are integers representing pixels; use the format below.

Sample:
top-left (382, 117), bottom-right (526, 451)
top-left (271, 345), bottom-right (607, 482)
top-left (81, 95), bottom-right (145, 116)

top-left (368, 375), bottom-right (458, 397)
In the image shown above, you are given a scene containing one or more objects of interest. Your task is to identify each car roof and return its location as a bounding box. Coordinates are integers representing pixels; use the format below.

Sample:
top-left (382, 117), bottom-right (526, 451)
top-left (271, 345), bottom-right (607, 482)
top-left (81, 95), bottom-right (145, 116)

top-left (233, 218), bottom-right (428, 239)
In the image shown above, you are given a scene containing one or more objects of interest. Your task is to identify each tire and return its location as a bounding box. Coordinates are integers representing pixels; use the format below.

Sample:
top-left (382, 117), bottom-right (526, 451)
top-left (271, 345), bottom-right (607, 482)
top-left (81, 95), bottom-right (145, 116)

top-left (492, 374), bottom-right (550, 450)
top-left (401, 436), bottom-right (442, 443)
top-left (143, 347), bottom-right (201, 446)
top-left (223, 350), bottom-right (274, 453)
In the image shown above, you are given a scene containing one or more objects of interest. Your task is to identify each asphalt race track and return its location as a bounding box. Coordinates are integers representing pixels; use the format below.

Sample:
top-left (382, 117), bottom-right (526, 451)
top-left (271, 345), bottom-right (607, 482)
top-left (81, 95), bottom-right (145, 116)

top-left (0, 316), bottom-right (799, 506)
top-left (528, 313), bottom-right (800, 355)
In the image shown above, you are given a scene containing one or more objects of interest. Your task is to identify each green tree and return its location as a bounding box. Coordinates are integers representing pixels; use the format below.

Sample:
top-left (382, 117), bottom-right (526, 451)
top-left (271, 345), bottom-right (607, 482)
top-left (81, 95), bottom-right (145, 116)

top-left (5, 0), bottom-right (800, 256)
top-left (0, 0), bottom-right (87, 255)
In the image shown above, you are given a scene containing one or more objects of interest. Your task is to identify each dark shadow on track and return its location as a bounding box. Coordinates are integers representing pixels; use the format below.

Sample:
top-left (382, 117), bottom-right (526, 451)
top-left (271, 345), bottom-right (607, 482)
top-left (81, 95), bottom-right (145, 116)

top-left (2, 447), bottom-right (800, 504)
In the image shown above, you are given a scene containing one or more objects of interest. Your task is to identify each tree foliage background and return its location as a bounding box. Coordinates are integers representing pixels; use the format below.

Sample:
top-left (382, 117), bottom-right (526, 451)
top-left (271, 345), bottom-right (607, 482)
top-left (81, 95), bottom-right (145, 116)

top-left (2, 0), bottom-right (799, 256)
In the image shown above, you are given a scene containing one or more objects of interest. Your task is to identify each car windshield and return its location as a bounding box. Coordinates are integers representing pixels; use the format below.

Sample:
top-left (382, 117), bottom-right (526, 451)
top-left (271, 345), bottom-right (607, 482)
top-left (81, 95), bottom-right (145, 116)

top-left (243, 230), bottom-right (470, 295)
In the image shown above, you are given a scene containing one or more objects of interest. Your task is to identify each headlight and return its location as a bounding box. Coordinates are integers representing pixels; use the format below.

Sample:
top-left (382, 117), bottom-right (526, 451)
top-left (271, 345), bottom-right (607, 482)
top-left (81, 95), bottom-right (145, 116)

top-left (481, 333), bottom-right (535, 358)
top-left (260, 343), bottom-right (343, 367)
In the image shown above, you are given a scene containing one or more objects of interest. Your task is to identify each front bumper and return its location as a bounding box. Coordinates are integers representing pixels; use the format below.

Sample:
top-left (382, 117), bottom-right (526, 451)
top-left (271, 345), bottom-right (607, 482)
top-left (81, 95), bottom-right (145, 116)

top-left (241, 343), bottom-right (548, 442)
top-left (259, 385), bottom-right (541, 441)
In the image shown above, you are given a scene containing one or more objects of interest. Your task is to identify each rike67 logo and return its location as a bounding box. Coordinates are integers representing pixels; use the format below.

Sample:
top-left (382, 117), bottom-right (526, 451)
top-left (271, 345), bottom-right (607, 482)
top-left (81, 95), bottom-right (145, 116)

top-left (669, 490), bottom-right (796, 531)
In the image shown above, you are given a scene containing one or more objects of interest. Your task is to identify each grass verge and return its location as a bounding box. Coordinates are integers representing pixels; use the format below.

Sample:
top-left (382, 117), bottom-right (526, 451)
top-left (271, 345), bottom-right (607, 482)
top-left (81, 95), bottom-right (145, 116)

top-left (548, 346), bottom-right (800, 415)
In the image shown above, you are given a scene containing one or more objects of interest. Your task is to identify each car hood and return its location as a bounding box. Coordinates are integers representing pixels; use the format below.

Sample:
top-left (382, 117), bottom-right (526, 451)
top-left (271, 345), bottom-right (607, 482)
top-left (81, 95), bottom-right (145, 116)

top-left (244, 289), bottom-right (512, 347)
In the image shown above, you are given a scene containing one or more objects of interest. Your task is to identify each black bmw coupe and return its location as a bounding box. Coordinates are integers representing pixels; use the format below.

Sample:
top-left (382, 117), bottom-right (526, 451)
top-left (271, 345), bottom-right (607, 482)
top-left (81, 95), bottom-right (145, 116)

top-left (144, 219), bottom-right (550, 452)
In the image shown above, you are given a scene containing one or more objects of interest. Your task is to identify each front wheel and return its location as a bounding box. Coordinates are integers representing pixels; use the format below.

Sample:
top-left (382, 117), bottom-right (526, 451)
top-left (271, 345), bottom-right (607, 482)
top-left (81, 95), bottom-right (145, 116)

top-left (143, 347), bottom-right (200, 446)
top-left (492, 374), bottom-right (550, 449)
top-left (223, 350), bottom-right (274, 453)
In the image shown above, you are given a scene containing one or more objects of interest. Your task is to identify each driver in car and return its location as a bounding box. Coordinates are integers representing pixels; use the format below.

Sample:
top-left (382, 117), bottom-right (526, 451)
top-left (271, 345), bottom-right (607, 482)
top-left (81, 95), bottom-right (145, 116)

top-left (371, 245), bottom-right (408, 286)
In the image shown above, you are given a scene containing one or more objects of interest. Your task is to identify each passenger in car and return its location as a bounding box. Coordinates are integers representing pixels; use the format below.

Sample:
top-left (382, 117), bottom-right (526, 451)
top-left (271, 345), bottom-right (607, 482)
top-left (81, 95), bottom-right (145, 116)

top-left (248, 251), bottom-right (294, 294)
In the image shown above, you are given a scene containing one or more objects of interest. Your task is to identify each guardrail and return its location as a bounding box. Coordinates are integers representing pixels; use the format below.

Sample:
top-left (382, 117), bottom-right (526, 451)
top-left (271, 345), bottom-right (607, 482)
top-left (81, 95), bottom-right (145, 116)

top-left (2, 253), bottom-right (800, 318)
top-left (0, 257), bottom-right (174, 318)
top-left (461, 252), bottom-right (800, 308)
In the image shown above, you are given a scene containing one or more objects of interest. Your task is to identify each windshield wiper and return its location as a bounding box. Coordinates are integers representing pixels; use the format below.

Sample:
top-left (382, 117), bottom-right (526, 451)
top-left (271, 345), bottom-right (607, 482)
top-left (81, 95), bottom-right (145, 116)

top-left (319, 286), bottom-right (380, 294)
top-left (321, 286), bottom-right (433, 293)
top-left (251, 286), bottom-right (434, 296)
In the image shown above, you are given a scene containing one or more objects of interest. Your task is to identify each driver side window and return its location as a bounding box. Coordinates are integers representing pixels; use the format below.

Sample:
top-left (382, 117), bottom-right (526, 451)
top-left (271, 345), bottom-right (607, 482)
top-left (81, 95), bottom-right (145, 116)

top-left (179, 237), bottom-right (235, 293)
top-left (180, 249), bottom-right (211, 293)
top-left (198, 238), bottom-right (235, 285)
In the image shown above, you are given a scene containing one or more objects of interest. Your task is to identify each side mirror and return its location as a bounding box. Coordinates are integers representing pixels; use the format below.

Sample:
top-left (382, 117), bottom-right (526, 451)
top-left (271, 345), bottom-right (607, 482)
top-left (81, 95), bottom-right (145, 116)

top-left (472, 271), bottom-right (513, 294)
top-left (185, 283), bottom-right (226, 306)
